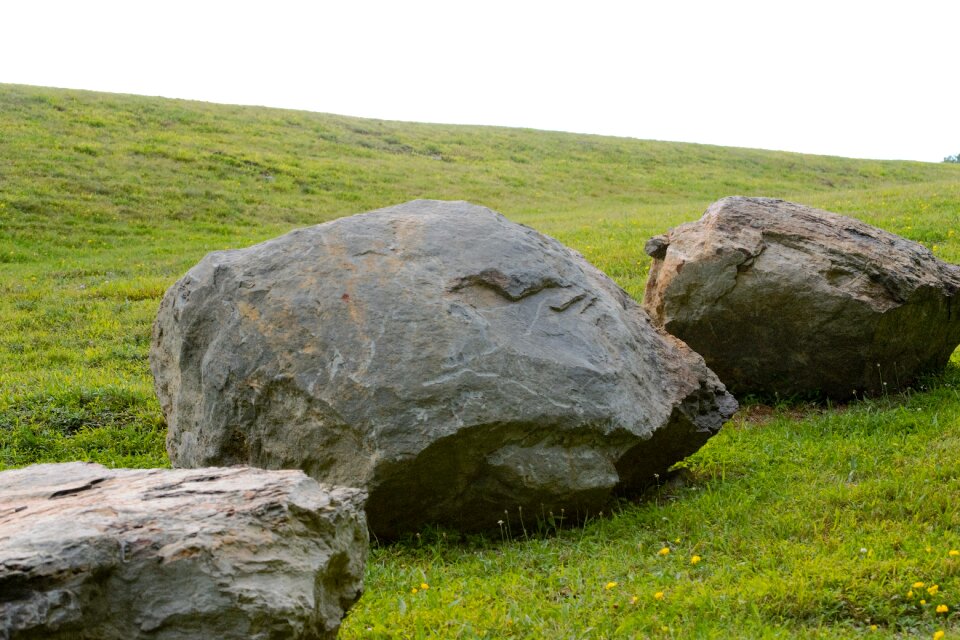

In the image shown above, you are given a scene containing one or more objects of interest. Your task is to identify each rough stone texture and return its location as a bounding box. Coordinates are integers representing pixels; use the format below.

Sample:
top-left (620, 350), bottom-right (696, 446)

top-left (0, 463), bottom-right (367, 640)
top-left (644, 196), bottom-right (960, 398)
top-left (152, 199), bottom-right (737, 537)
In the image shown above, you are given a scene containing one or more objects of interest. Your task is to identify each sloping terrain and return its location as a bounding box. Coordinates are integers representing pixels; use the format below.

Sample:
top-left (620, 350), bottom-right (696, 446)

top-left (2, 84), bottom-right (960, 637)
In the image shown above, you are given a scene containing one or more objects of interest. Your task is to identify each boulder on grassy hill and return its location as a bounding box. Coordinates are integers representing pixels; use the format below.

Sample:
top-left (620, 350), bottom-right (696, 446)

top-left (0, 462), bottom-right (367, 640)
top-left (151, 199), bottom-right (737, 538)
top-left (643, 196), bottom-right (960, 398)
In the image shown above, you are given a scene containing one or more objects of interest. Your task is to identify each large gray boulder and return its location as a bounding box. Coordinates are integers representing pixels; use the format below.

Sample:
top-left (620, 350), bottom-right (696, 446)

top-left (0, 463), bottom-right (366, 640)
top-left (152, 199), bottom-right (736, 537)
top-left (643, 196), bottom-right (960, 398)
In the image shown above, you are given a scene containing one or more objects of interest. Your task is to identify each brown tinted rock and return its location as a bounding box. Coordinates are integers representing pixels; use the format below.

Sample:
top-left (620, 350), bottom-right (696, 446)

top-left (643, 196), bottom-right (960, 398)
top-left (151, 199), bottom-right (736, 538)
top-left (0, 463), bottom-right (367, 640)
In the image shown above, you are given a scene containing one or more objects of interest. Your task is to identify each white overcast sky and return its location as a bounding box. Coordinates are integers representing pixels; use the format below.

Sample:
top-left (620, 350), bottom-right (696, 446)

top-left (2, 0), bottom-right (958, 162)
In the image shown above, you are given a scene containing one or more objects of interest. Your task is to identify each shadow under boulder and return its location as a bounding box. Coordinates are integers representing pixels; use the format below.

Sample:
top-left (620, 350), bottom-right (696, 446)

top-left (643, 196), bottom-right (960, 399)
top-left (151, 199), bottom-right (737, 538)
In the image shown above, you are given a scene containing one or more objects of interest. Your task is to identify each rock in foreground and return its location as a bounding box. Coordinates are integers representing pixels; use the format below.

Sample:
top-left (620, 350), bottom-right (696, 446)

top-left (152, 199), bottom-right (737, 537)
top-left (644, 196), bottom-right (960, 398)
top-left (0, 463), bottom-right (367, 640)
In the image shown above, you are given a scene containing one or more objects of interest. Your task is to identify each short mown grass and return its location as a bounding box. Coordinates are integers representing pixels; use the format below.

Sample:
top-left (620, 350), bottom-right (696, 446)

top-left (346, 370), bottom-right (960, 639)
top-left (2, 83), bottom-right (960, 638)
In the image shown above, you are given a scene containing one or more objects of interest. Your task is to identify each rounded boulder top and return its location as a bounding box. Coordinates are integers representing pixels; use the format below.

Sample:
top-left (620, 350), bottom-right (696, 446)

top-left (643, 196), bottom-right (960, 399)
top-left (152, 199), bottom-right (736, 537)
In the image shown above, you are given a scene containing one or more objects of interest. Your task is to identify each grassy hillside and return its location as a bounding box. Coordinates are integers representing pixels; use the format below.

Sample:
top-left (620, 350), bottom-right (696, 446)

top-left (2, 83), bottom-right (960, 638)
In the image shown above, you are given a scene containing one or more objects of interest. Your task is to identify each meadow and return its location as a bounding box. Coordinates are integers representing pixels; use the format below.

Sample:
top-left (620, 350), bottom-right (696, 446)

top-left (2, 83), bottom-right (960, 638)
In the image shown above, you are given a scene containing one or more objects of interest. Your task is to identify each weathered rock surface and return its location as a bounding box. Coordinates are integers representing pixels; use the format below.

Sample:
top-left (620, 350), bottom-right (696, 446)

top-left (644, 196), bottom-right (960, 398)
top-left (152, 199), bottom-right (737, 537)
top-left (0, 463), bottom-right (367, 640)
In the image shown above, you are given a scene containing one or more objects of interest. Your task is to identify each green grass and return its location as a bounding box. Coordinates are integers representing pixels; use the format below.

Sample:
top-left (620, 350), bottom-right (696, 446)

top-left (347, 374), bottom-right (960, 639)
top-left (2, 83), bottom-right (960, 638)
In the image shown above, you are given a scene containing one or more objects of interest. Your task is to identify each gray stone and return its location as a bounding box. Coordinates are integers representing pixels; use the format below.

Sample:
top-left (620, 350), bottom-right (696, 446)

top-left (0, 463), bottom-right (366, 640)
top-left (643, 196), bottom-right (960, 398)
top-left (152, 199), bottom-right (737, 537)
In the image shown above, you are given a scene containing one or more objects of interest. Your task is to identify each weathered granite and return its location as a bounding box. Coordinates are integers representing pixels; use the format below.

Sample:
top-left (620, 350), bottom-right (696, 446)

top-left (644, 196), bottom-right (960, 398)
top-left (152, 199), bottom-right (737, 537)
top-left (0, 463), bottom-right (367, 640)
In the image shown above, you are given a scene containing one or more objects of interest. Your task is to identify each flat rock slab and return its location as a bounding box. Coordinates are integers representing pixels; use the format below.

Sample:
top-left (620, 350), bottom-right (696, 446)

top-left (644, 196), bottom-right (960, 398)
top-left (152, 199), bottom-right (736, 538)
top-left (0, 463), bottom-right (367, 640)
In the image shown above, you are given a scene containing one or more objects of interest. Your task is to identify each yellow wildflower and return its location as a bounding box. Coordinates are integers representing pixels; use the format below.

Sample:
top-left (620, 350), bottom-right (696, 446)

top-left (921, 599), bottom-right (927, 605)
top-left (658, 547), bottom-right (670, 556)
top-left (410, 587), bottom-right (418, 594)
top-left (933, 631), bottom-right (944, 640)
top-left (937, 604), bottom-right (949, 614)
top-left (950, 550), bottom-right (960, 557)
top-left (605, 581), bottom-right (618, 590)
top-left (420, 583), bottom-right (429, 590)
top-left (654, 591), bottom-right (665, 601)
top-left (869, 625), bottom-right (878, 631)
top-left (928, 585), bottom-right (939, 596)
top-left (908, 590), bottom-right (915, 598)
top-left (691, 555), bottom-right (702, 565)
top-left (630, 596), bottom-right (639, 605)
top-left (914, 582), bottom-right (926, 589)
